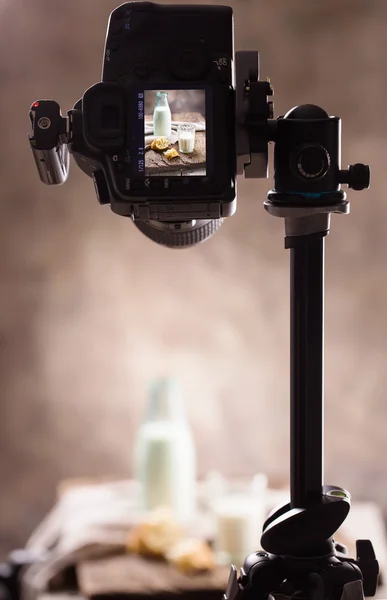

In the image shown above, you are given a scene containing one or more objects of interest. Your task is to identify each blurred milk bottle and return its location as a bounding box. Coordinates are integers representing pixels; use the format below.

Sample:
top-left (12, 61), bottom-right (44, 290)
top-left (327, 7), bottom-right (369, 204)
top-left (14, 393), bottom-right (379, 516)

top-left (133, 377), bottom-right (196, 521)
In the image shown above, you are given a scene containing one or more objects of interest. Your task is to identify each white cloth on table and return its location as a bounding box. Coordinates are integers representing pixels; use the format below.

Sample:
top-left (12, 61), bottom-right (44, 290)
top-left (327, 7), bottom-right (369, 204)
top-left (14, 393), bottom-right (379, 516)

top-left (144, 121), bottom-right (206, 135)
top-left (21, 480), bottom-right (140, 600)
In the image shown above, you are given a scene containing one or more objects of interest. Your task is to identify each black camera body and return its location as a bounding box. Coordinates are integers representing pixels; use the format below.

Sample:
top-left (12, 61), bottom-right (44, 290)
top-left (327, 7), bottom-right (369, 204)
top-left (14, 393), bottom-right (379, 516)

top-left (69, 2), bottom-right (236, 224)
top-left (29, 3), bottom-right (370, 247)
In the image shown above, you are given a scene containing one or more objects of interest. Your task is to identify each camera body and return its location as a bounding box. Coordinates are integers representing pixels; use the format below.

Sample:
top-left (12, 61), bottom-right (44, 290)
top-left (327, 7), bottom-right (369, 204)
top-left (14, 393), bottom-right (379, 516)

top-left (70, 2), bottom-right (236, 223)
top-left (28, 3), bottom-right (370, 247)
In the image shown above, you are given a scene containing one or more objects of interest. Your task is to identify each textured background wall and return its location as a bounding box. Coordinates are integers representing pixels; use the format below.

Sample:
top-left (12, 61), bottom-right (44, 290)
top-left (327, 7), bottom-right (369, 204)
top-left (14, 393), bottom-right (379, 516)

top-left (1, 0), bottom-right (387, 556)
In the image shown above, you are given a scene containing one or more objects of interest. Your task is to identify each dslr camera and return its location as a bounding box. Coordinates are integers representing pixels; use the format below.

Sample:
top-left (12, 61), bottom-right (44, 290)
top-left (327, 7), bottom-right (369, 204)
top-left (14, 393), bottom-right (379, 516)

top-left (30, 2), bottom-right (240, 247)
top-left (29, 2), bottom-right (368, 247)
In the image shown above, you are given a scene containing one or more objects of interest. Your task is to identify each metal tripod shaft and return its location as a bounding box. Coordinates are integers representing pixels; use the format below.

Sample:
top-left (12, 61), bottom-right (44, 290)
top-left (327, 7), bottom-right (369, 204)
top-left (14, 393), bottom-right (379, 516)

top-left (290, 235), bottom-right (324, 508)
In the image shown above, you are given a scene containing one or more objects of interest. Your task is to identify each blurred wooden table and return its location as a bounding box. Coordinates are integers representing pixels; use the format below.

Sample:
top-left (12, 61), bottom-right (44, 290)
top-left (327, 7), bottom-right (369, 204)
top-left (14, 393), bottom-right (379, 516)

top-left (31, 480), bottom-right (387, 600)
top-left (77, 554), bottom-right (229, 599)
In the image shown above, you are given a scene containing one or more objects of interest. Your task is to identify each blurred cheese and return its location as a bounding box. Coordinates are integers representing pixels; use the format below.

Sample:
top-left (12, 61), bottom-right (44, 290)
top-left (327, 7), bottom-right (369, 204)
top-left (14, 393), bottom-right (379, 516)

top-left (166, 538), bottom-right (216, 574)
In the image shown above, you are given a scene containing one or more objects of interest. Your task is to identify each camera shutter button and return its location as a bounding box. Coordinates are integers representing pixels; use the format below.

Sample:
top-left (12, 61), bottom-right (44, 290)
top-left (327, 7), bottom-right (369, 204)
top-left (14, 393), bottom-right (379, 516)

top-left (133, 63), bottom-right (150, 79)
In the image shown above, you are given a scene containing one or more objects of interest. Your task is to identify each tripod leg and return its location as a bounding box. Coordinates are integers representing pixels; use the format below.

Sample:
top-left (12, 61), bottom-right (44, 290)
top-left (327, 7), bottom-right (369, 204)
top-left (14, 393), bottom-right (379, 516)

top-left (306, 558), bottom-right (364, 600)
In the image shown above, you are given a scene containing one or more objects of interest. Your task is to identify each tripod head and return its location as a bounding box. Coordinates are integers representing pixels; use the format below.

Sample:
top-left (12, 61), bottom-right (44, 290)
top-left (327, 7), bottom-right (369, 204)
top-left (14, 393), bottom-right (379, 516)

top-left (234, 53), bottom-right (370, 242)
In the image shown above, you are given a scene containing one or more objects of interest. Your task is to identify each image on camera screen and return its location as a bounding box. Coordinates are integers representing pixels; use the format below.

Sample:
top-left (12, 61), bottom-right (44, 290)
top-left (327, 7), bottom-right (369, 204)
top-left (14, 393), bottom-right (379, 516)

top-left (144, 89), bottom-right (206, 177)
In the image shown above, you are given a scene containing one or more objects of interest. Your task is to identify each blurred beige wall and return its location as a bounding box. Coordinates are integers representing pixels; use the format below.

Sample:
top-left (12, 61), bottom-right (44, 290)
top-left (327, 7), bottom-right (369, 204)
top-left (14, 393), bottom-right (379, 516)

top-left (1, 0), bottom-right (387, 554)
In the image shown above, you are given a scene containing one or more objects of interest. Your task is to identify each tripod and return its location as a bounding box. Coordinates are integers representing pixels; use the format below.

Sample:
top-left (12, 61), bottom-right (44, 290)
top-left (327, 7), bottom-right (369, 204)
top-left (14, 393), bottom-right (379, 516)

top-left (228, 57), bottom-right (379, 600)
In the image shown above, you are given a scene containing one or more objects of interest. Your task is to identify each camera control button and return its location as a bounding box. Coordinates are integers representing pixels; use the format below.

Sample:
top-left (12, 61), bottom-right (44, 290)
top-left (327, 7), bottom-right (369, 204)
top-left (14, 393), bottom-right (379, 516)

top-left (167, 40), bottom-right (210, 80)
top-left (108, 36), bottom-right (120, 51)
top-left (151, 179), bottom-right (164, 190)
top-left (133, 64), bottom-right (150, 79)
top-left (131, 180), bottom-right (143, 190)
top-left (186, 177), bottom-right (200, 190)
top-left (109, 21), bottom-right (122, 34)
top-left (170, 178), bottom-right (182, 189)
top-left (150, 59), bottom-right (161, 72)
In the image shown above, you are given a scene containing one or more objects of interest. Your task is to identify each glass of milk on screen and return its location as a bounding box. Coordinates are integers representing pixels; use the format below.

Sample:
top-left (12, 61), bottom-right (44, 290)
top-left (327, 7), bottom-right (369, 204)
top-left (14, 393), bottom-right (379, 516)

top-left (178, 123), bottom-right (196, 154)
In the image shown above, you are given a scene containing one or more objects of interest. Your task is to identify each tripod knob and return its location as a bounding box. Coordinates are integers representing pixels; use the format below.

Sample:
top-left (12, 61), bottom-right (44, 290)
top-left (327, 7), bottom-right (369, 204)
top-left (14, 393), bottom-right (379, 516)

top-left (348, 163), bottom-right (371, 190)
top-left (339, 163), bottom-right (370, 191)
top-left (355, 539), bottom-right (379, 597)
top-left (293, 143), bottom-right (331, 180)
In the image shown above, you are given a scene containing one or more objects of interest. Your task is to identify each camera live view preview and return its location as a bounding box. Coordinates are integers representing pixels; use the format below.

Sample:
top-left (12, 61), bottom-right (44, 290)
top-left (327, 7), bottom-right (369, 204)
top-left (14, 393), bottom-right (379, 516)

top-left (144, 89), bottom-right (206, 177)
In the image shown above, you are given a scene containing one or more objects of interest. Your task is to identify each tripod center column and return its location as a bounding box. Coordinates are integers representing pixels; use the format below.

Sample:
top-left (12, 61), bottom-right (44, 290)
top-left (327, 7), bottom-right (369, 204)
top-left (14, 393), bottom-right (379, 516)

top-left (289, 234), bottom-right (324, 508)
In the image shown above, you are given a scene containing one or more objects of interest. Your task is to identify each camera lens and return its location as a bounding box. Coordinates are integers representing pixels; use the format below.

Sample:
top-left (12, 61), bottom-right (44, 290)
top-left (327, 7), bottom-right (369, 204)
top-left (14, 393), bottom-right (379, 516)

top-left (292, 143), bottom-right (331, 180)
top-left (134, 218), bottom-right (223, 248)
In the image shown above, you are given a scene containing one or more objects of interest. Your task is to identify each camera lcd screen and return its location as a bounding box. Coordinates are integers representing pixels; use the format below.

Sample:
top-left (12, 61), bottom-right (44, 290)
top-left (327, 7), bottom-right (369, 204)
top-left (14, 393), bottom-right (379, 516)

top-left (136, 89), bottom-right (207, 177)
